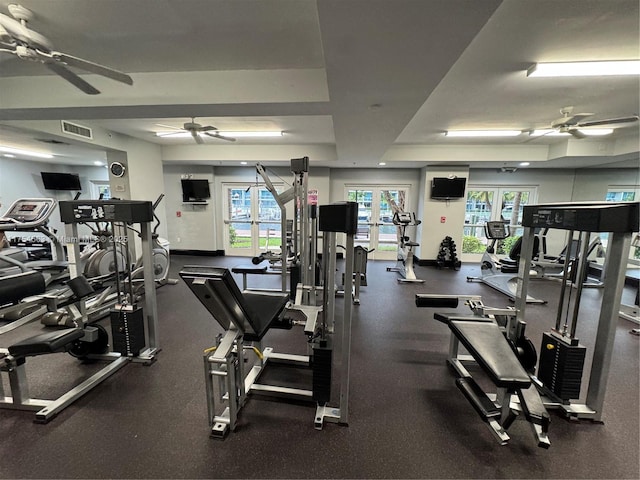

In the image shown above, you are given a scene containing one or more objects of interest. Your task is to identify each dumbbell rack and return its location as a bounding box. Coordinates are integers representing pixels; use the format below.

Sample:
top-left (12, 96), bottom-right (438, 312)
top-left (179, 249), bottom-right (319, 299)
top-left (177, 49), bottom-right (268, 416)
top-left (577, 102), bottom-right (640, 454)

top-left (436, 236), bottom-right (461, 270)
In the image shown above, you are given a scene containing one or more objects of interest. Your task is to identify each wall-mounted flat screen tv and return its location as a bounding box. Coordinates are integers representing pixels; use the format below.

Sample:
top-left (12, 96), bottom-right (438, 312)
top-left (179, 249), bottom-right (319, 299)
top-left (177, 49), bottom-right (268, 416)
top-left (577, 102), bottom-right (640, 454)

top-left (41, 172), bottom-right (82, 191)
top-left (181, 179), bottom-right (211, 202)
top-left (430, 177), bottom-right (466, 200)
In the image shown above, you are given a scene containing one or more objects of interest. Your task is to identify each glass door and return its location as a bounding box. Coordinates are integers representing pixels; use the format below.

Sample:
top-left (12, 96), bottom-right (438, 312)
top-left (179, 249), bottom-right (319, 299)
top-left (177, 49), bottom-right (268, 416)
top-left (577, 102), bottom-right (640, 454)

top-left (224, 184), bottom-right (286, 257)
top-left (462, 186), bottom-right (537, 260)
top-left (346, 186), bottom-right (408, 260)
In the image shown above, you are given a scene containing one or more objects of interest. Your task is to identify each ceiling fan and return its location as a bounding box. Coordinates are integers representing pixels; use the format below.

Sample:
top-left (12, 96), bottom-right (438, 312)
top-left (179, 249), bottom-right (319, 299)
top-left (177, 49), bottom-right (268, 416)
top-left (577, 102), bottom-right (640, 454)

top-left (156, 118), bottom-right (237, 144)
top-left (544, 106), bottom-right (639, 139)
top-left (0, 3), bottom-right (133, 94)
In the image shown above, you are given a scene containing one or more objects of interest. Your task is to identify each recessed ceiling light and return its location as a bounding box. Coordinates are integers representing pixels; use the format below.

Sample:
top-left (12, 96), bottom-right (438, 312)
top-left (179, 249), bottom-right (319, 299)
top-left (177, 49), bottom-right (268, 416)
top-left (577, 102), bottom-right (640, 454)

top-left (378, 162), bottom-right (386, 166)
top-left (94, 161), bottom-right (104, 166)
top-left (519, 162), bottom-right (530, 166)
top-left (445, 130), bottom-right (522, 137)
top-left (2, 153), bottom-right (16, 158)
top-left (527, 60), bottom-right (640, 77)
top-left (240, 162), bottom-right (247, 165)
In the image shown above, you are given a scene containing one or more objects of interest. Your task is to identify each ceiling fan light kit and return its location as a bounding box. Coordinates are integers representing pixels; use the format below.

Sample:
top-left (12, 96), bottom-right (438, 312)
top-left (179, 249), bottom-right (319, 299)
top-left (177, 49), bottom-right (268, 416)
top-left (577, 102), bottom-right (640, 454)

top-left (527, 60), bottom-right (640, 77)
top-left (0, 4), bottom-right (133, 94)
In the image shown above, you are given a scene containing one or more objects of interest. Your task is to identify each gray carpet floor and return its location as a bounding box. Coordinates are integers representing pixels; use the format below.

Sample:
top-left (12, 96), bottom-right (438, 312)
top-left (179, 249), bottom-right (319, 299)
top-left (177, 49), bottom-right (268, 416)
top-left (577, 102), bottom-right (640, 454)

top-left (0, 255), bottom-right (638, 479)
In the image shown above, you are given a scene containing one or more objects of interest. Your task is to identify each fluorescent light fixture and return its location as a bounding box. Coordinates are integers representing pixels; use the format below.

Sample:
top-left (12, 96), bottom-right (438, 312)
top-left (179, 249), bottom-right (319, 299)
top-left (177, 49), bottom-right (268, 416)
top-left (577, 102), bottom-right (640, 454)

top-left (530, 128), bottom-right (613, 137)
top-left (240, 162), bottom-right (248, 165)
top-left (378, 162), bottom-right (386, 166)
top-left (527, 60), bottom-right (640, 77)
top-left (519, 162), bottom-right (530, 166)
top-left (155, 131), bottom-right (283, 138)
top-left (0, 146), bottom-right (53, 159)
top-left (93, 161), bottom-right (104, 166)
top-left (445, 130), bottom-right (522, 137)
top-left (2, 153), bottom-right (16, 158)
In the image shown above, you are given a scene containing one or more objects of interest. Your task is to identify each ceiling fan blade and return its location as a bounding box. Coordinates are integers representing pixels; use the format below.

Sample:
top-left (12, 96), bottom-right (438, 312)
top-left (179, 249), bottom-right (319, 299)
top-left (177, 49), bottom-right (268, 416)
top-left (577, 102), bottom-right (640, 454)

top-left (157, 131), bottom-right (185, 138)
top-left (50, 51), bottom-right (133, 85)
top-left (204, 131), bottom-right (236, 142)
top-left (568, 128), bottom-right (586, 139)
top-left (577, 116), bottom-right (640, 128)
top-left (44, 62), bottom-right (100, 94)
top-left (200, 126), bottom-right (217, 132)
top-left (551, 113), bottom-right (593, 128)
top-left (155, 123), bottom-right (183, 131)
top-left (191, 130), bottom-right (204, 144)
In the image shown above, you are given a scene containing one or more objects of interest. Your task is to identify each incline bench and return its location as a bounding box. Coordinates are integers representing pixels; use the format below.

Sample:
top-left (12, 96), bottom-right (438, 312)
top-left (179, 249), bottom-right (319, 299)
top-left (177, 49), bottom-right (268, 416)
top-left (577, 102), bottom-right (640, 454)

top-left (416, 295), bottom-right (550, 448)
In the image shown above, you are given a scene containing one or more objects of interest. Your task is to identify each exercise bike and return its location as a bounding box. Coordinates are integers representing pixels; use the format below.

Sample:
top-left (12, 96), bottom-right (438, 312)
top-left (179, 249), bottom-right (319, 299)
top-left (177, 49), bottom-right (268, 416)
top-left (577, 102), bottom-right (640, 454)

top-left (387, 211), bottom-right (424, 283)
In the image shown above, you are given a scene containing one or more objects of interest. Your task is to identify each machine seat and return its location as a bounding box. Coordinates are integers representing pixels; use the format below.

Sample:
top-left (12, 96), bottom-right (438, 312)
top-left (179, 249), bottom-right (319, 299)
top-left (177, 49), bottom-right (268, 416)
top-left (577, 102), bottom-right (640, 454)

top-left (179, 265), bottom-right (289, 341)
top-left (448, 320), bottom-right (531, 389)
top-left (404, 241), bottom-right (419, 247)
top-left (8, 328), bottom-right (84, 359)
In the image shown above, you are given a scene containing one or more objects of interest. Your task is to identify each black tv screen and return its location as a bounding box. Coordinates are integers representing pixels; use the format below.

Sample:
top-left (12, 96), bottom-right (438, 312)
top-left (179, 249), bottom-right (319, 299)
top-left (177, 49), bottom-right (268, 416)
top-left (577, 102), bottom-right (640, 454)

top-left (41, 172), bottom-right (82, 191)
top-left (181, 179), bottom-right (211, 201)
top-left (431, 177), bottom-right (466, 200)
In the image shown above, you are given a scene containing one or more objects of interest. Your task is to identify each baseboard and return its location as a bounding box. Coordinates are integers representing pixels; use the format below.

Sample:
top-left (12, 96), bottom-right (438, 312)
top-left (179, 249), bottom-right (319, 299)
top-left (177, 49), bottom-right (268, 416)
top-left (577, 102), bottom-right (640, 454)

top-left (171, 249), bottom-right (225, 256)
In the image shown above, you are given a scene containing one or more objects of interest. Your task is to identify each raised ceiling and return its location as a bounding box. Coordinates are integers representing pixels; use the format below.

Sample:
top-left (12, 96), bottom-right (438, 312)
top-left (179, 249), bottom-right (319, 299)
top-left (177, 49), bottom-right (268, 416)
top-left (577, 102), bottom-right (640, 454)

top-left (0, 0), bottom-right (638, 169)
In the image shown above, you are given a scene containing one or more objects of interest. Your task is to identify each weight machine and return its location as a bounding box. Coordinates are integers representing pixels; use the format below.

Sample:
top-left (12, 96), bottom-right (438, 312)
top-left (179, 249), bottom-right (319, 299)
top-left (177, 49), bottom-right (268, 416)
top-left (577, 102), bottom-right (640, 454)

top-left (516, 201), bottom-right (638, 422)
top-left (180, 201), bottom-right (356, 438)
top-left (0, 199), bottom-right (160, 422)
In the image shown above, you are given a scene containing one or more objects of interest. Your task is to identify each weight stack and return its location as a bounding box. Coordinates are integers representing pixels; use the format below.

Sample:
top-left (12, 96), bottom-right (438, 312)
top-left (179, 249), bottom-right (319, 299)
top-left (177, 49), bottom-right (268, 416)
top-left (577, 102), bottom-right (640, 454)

top-left (110, 306), bottom-right (146, 356)
top-left (312, 340), bottom-right (333, 404)
top-left (538, 332), bottom-right (586, 401)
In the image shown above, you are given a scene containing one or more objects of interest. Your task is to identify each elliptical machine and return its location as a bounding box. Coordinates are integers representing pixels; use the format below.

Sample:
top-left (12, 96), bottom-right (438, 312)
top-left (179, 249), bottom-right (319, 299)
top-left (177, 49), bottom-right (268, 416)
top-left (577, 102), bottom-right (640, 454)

top-left (387, 211), bottom-right (424, 283)
top-left (467, 221), bottom-right (545, 304)
top-left (130, 194), bottom-right (177, 289)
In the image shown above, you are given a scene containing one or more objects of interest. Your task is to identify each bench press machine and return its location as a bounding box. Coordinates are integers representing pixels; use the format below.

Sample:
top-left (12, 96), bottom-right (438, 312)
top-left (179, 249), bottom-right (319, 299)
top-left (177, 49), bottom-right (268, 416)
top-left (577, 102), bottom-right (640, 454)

top-left (180, 201), bottom-right (357, 438)
top-left (416, 294), bottom-right (550, 448)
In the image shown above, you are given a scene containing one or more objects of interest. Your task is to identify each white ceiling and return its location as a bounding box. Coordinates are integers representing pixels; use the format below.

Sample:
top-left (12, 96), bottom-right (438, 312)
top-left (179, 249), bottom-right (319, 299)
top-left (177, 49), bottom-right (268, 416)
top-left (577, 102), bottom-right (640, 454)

top-left (0, 0), bottom-right (638, 170)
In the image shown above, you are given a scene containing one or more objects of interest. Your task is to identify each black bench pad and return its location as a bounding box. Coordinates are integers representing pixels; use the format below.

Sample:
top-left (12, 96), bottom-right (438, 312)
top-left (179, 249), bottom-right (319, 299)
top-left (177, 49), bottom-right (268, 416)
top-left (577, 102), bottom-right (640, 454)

top-left (232, 264), bottom-right (268, 275)
top-left (449, 320), bottom-right (531, 389)
top-left (434, 313), bottom-right (493, 325)
top-left (9, 328), bottom-right (84, 358)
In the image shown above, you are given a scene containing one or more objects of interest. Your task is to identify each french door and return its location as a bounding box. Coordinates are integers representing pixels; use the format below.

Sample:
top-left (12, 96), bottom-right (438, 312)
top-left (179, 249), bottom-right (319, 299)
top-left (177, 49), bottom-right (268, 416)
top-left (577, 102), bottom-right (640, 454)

top-left (223, 183), bottom-right (284, 257)
top-left (345, 186), bottom-right (409, 260)
top-left (462, 185), bottom-right (537, 259)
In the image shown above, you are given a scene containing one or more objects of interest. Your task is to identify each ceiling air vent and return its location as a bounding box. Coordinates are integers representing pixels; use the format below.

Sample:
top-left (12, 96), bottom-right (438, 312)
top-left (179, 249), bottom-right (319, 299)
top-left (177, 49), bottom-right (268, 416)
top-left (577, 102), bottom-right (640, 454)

top-left (61, 120), bottom-right (93, 140)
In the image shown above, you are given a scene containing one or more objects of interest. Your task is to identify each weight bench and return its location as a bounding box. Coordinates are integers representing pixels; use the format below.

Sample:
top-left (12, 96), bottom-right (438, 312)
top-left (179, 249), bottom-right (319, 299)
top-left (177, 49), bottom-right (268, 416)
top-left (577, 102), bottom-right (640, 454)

top-left (0, 325), bottom-right (128, 422)
top-left (425, 303), bottom-right (550, 448)
top-left (231, 263), bottom-right (268, 292)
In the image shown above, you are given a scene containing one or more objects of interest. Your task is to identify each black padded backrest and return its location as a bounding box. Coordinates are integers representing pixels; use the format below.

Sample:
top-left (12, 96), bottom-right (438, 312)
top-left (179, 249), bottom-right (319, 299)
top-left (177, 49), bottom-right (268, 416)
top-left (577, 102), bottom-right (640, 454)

top-left (508, 236), bottom-right (540, 261)
top-left (179, 265), bottom-right (258, 335)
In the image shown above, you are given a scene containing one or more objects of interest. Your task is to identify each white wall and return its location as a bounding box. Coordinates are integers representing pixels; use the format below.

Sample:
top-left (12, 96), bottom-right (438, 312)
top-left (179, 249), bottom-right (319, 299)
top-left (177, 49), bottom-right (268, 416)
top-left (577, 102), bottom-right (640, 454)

top-left (163, 164), bottom-right (216, 251)
top-left (572, 168), bottom-right (640, 201)
top-left (417, 166), bottom-right (469, 260)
